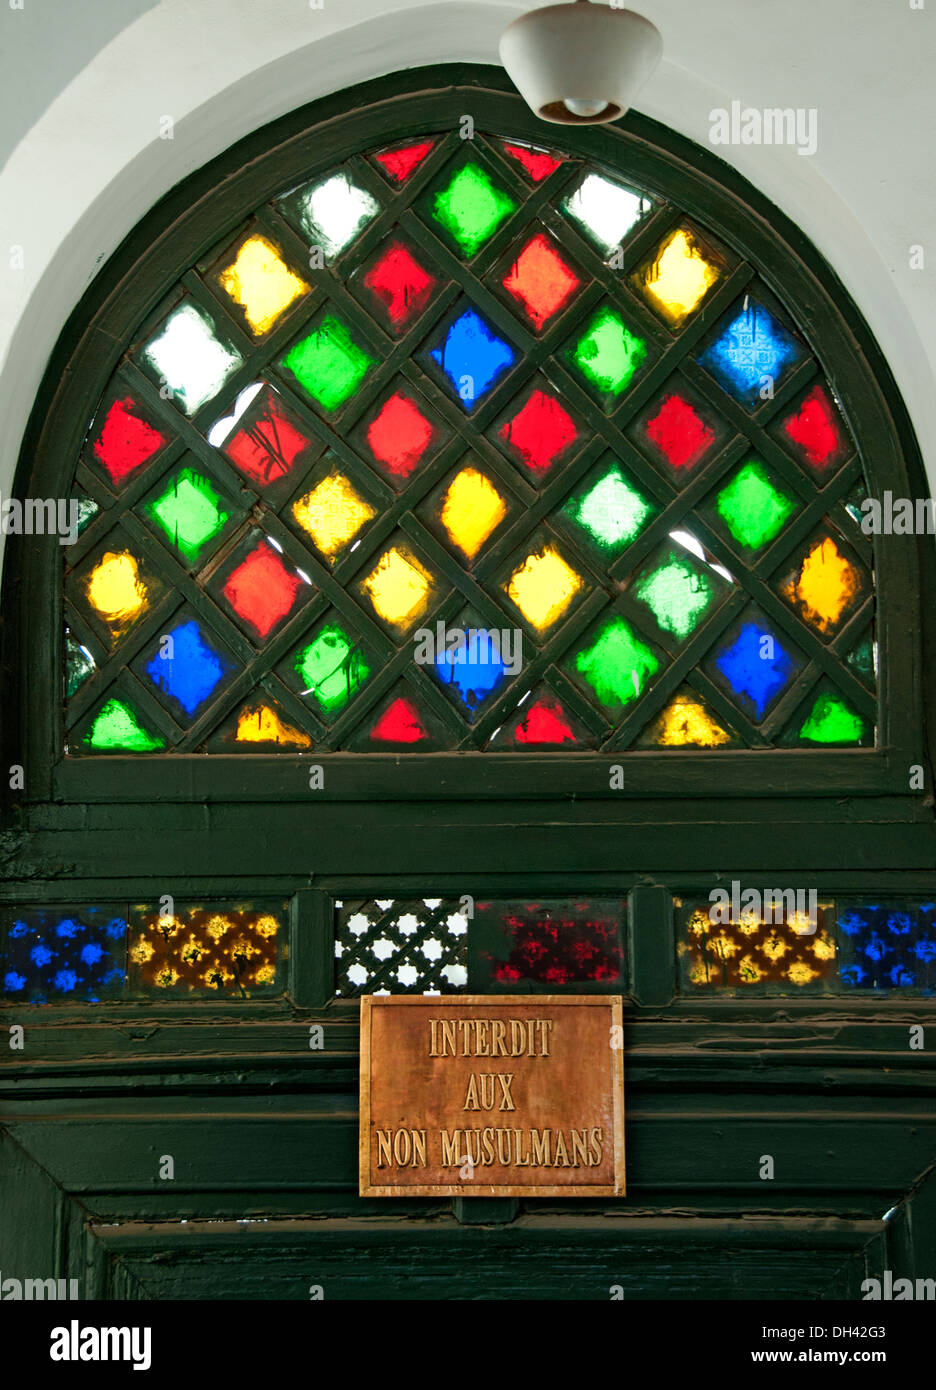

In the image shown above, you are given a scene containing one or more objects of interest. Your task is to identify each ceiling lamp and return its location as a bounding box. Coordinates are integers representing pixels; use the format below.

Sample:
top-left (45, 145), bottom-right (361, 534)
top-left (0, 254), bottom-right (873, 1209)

top-left (499, 0), bottom-right (663, 126)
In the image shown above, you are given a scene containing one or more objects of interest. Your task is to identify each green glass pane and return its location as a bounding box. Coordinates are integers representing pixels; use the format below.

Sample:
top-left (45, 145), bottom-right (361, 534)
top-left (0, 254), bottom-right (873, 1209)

top-left (563, 466), bottom-right (653, 553)
top-left (147, 470), bottom-right (229, 563)
top-left (65, 630), bottom-right (96, 697)
top-left (572, 616), bottom-right (660, 712)
top-left (74, 492), bottom-right (99, 535)
top-left (634, 554), bottom-right (717, 640)
top-left (846, 632), bottom-right (875, 685)
top-left (716, 461), bottom-right (796, 549)
top-left (84, 698), bottom-right (165, 752)
top-left (568, 308), bottom-right (647, 398)
top-left (431, 164), bottom-right (516, 257)
top-left (799, 692), bottom-right (865, 744)
top-left (295, 625), bottom-right (370, 715)
top-left (282, 317), bottom-right (374, 411)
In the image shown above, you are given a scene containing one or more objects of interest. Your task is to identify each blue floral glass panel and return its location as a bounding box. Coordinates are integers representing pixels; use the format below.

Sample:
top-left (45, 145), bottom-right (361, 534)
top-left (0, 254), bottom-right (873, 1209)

top-left (836, 901), bottom-right (936, 993)
top-left (1, 909), bottom-right (128, 1003)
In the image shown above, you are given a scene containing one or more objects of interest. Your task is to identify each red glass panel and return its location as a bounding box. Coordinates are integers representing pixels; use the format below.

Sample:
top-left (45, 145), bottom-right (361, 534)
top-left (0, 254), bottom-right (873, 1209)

top-left (512, 696), bottom-right (578, 746)
top-left (362, 241), bottom-right (437, 331)
top-left (366, 390), bottom-right (439, 480)
top-left (373, 139), bottom-right (435, 184)
top-left (92, 396), bottom-right (169, 487)
top-left (782, 384), bottom-right (847, 471)
top-left (370, 695), bottom-right (427, 744)
top-left (221, 542), bottom-right (303, 641)
top-left (498, 388), bottom-right (579, 478)
top-left (645, 392), bottom-right (716, 471)
top-left (223, 387), bottom-right (311, 488)
top-left (502, 233), bottom-right (580, 331)
top-left (502, 143), bottom-right (562, 183)
top-left (476, 900), bottom-right (625, 985)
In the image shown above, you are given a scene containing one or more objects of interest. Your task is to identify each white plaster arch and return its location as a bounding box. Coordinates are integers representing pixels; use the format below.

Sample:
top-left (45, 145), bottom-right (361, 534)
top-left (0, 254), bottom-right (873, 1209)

top-left (1, 0), bottom-right (933, 583)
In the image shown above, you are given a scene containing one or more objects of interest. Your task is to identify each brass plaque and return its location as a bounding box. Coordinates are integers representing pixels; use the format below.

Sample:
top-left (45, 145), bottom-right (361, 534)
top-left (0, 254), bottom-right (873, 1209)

top-left (359, 994), bottom-right (625, 1198)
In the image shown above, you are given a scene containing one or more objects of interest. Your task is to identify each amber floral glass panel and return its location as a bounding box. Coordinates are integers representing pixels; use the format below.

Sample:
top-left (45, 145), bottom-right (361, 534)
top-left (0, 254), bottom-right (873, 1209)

top-left (678, 895), bottom-right (837, 994)
top-left (64, 131), bottom-right (876, 755)
top-left (128, 905), bottom-right (284, 997)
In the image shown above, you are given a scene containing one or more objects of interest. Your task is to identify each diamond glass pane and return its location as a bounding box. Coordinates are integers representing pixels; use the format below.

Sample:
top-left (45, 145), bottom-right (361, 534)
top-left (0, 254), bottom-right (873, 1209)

top-left (215, 233), bottom-right (308, 336)
top-left (140, 303), bottom-right (243, 416)
top-left (561, 173), bottom-right (651, 257)
top-left (430, 162), bottom-right (516, 258)
top-left (293, 173), bottom-right (380, 258)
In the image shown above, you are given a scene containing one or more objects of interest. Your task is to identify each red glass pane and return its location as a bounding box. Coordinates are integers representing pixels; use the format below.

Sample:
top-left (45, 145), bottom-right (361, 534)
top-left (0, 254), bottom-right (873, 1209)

top-left (513, 696), bottom-right (578, 746)
top-left (362, 241), bottom-right (437, 331)
top-left (502, 143), bottom-right (562, 183)
top-left (502, 233), bottom-right (580, 330)
top-left (221, 542), bottom-right (303, 641)
top-left (366, 391), bottom-right (438, 480)
top-left (370, 695), bottom-right (427, 744)
top-left (92, 396), bottom-right (169, 487)
top-left (782, 384), bottom-right (846, 471)
top-left (645, 392), bottom-right (716, 471)
top-left (374, 139), bottom-right (435, 184)
top-left (224, 387), bottom-right (310, 488)
top-left (498, 388), bottom-right (579, 478)
top-left (476, 900), bottom-right (625, 985)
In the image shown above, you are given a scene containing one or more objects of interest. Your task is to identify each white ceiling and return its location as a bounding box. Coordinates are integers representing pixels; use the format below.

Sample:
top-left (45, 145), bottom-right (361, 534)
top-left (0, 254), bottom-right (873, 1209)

top-left (0, 0), bottom-right (933, 582)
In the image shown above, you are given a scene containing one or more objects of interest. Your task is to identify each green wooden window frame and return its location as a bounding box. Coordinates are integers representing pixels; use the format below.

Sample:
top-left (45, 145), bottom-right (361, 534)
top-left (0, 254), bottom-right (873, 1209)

top-left (2, 68), bottom-right (929, 810)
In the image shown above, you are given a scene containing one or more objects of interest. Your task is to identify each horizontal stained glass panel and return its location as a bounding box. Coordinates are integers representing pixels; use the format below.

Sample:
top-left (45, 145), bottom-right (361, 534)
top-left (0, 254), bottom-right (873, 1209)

top-left (1, 904), bottom-right (286, 1001)
top-left (334, 896), bottom-right (626, 995)
top-left (678, 896), bottom-right (936, 995)
top-left (65, 129), bottom-right (877, 756)
top-left (474, 899), bottom-right (626, 988)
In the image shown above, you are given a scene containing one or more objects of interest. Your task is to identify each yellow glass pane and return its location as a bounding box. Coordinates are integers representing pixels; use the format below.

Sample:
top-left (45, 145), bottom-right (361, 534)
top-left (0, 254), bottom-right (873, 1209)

top-left (235, 702), bottom-right (311, 747)
top-left (292, 471), bottom-right (376, 558)
top-left (440, 467), bottom-right (507, 560)
top-left (217, 234), bottom-right (309, 336)
top-left (640, 227), bottom-right (719, 328)
top-left (506, 544), bottom-right (583, 631)
top-left (653, 692), bottom-right (730, 747)
top-left (85, 551), bottom-right (148, 623)
top-left (363, 546), bottom-right (435, 630)
top-left (782, 537), bottom-right (860, 633)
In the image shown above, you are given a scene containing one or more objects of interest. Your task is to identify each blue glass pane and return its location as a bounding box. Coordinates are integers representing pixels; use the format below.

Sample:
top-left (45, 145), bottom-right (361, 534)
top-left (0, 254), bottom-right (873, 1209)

top-left (836, 902), bottom-right (936, 993)
top-left (434, 630), bottom-right (507, 714)
top-left (698, 299), bottom-right (802, 408)
top-left (145, 618), bottom-right (234, 717)
top-left (714, 621), bottom-right (796, 721)
top-left (1, 909), bottom-right (127, 1003)
top-left (430, 309), bottom-right (515, 410)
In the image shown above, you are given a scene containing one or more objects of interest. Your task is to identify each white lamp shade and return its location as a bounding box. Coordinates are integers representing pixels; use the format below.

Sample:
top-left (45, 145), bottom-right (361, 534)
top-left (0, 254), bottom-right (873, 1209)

top-left (499, 2), bottom-right (663, 125)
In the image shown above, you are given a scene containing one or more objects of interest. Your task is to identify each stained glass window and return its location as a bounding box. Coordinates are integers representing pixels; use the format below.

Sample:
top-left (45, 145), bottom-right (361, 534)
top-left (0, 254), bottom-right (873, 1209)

top-left (333, 897), bottom-right (627, 995)
top-left (678, 896), bottom-right (936, 996)
top-left (1, 904), bottom-right (286, 1002)
top-left (64, 132), bottom-right (877, 756)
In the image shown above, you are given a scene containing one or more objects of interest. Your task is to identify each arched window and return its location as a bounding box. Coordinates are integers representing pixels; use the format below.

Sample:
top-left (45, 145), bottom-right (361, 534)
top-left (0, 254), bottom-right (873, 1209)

top-left (2, 68), bottom-right (934, 1297)
top-left (14, 74), bottom-right (921, 806)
